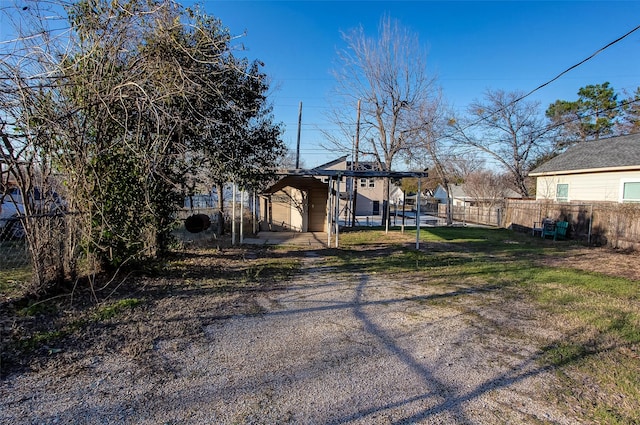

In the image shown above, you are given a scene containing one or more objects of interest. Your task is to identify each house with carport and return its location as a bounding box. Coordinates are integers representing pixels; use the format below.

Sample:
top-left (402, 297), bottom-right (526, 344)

top-left (259, 161), bottom-right (426, 234)
top-left (313, 156), bottom-right (404, 217)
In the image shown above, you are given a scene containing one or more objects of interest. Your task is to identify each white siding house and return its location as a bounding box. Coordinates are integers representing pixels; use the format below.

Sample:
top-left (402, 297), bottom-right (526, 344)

top-left (433, 184), bottom-right (471, 206)
top-left (529, 134), bottom-right (640, 203)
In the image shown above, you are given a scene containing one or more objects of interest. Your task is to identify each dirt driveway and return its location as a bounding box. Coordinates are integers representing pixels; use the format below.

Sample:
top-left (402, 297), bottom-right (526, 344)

top-left (1, 243), bottom-right (587, 425)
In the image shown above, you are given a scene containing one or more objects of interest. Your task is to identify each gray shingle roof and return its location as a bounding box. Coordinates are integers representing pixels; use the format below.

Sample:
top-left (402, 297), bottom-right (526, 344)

top-left (448, 184), bottom-right (522, 199)
top-left (530, 133), bottom-right (640, 175)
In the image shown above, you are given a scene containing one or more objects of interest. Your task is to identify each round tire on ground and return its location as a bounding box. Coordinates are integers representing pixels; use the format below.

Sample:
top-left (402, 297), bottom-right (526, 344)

top-left (184, 214), bottom-right (211, 233)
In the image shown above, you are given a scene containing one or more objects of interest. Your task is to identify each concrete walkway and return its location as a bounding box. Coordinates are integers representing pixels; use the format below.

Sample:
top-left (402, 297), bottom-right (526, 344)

top-left (243, 231), bottom-right (329, 248)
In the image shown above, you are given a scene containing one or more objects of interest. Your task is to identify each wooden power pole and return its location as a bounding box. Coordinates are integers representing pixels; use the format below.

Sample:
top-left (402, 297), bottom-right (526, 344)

top-left (351, 100), bottom-right (361, 227)
top-left (295, 101), bottom-right (302, 169)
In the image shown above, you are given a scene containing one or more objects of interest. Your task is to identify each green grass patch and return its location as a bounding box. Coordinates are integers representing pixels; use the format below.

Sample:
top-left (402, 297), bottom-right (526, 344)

top-left (93, 298), bottom-right (143, 321)
top-left (18, 299), bottom-right (59, 317)
top-left (542, 341), bottom-right (591, 367)
top-left (525, 269), bottom-right (640, 346)
top-left (244, 258), bottom-right (299, 282)
top-left (531, 268), bottom-right (638, 299)
top-left (0, 265), bottom-right (32, 296)
top-left (17, 329), bottom-right (67, 352)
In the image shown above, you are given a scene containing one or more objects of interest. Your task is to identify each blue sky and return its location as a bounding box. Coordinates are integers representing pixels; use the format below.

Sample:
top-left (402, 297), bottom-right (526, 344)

top-left (188, 1), bottom-right (638, 166)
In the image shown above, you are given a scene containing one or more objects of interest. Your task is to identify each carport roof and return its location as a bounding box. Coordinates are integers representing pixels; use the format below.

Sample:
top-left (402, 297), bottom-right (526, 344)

top-left (263, 169), bottom-right (429, 195)
top-left (278, 169), bottom-right (429, 179)
top-left (262, 176), bottom-right (328, 194)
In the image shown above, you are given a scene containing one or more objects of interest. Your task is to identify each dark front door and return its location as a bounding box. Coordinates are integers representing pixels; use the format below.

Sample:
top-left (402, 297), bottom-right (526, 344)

top-left (372, 200), bottom-right (380, 215)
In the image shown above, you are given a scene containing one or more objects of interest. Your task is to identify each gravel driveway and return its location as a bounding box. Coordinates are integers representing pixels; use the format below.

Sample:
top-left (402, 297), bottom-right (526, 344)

top-left (1, 250), bottom-right (576, 424)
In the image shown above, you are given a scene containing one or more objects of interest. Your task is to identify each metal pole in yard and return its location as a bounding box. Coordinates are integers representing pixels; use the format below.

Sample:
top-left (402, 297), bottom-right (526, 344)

top-left (416, 178), bottom-right (421, 249)
top-left (402, 189), bottom-right (406, 233)
top-left (252, 191), bottom-right (257, 234)
top-left (240, 189), bottom-right (244, 244)
top-left (231, 182), bottom-right (236, 245)
top-left (351, 100), bottom-right (361, 228)
top-left (335, 174), bottom-right (340, 248)
top-left (385, 179), bottom-right (390, 234)
top-left (327, 177), bottom-right (333, 246)
top-left (588, 204), bottom-right (593, 245)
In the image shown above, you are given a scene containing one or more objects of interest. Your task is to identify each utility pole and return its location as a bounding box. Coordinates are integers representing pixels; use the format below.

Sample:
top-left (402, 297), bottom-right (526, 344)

top-left (295, 101), bottom-right (302, 169)
top-left (351, 99), bottom-right (361, 227)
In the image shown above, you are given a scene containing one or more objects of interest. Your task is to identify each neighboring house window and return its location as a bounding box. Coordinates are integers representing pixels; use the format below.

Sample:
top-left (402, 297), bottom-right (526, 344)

top-left (359, 178), bottom-right (376, 188)
top-left (556, 184), bottom-right (569, 202)
top-left (622, 181), bottom-right (640, 203)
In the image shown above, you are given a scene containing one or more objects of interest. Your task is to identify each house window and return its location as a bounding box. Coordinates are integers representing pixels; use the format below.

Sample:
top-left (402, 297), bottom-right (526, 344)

top-left (360, 178), bottom-right (375, 188)
top-left (622, 181), bottom-right (640, 203)
top-left (556, 184), bottom-right (569, 202)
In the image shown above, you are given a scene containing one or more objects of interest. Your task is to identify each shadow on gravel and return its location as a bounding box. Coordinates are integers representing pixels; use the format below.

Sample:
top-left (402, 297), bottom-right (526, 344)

top-left (328, 274), bottom-right (556, 424)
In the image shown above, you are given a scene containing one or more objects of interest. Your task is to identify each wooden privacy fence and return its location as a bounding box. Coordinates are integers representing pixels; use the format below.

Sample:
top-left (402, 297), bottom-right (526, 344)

top-left (432, 200), bottom-right (639, 250)
top-left (437, 204), bottom-right (503, 227)
top-left (504, 199), bottom-right (640, 250)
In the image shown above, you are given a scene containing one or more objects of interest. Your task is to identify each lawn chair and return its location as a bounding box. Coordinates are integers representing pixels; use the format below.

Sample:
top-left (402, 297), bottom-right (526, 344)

top-left (532, 221), bottom-right (544, 237)
top-left (554, 221), bottom-right (569, 241)
top-left (541, 219), bottom-right (556, 239)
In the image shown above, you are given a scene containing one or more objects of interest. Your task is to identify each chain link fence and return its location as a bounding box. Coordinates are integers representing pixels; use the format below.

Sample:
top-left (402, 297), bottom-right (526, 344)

top-left (1, 206), bottom-right (239, 283)
top-left (0, 218), bottom-right (30, 270)
top-left (1, 211), bottom-right (86, 295)
top-left (1, 216), bottom-right (35, 297)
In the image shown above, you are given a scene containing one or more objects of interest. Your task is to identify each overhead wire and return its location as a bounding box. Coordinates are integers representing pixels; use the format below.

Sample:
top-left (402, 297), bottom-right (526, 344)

top-left (454, 23), bottom-right (640, 135)
top-left (514, 24), bottom-right (640, 106)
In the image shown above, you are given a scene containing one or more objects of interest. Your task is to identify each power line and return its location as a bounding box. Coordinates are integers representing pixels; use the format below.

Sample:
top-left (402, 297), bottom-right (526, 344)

top-left (451, 23), bottom-right (640, 136)
top-left (513, 24), bottom-right (640, 106)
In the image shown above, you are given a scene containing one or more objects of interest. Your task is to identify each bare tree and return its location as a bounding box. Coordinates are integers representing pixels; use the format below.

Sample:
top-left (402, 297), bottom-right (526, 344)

top-left (277, 147), bottom-right (305, 171)
top-left (463, 170), bottom-right (512, 209)
top-left (327, 15), bottom-right (439, 224)
top-left (402, 93), bottom-right (483, 225)
top-left (450, 89), bottom-right (551, 198)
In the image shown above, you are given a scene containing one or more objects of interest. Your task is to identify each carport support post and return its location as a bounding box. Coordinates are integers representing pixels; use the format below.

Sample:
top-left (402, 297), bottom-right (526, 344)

top-left (335, 173), bottom-right (340, 248)
top-left (416, 177), bottom-right (421, 250)
top-left (327, 176), bottom-right (333, 246)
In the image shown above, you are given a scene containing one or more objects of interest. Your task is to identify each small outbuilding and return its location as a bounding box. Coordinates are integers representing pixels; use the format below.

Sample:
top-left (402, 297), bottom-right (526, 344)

top-left (260, 176), bottom-right (328, 232)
